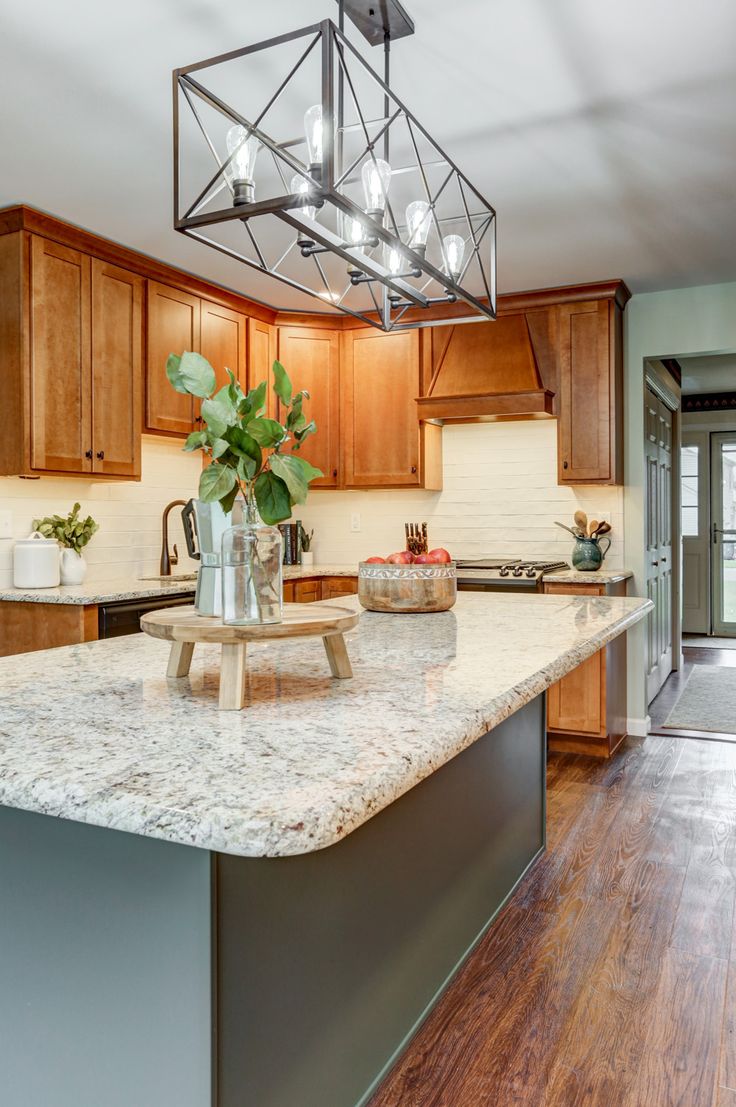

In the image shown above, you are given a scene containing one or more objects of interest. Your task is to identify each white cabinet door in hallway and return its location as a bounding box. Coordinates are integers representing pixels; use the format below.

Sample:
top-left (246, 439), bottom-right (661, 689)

top-left (645, 386), bottom-right (674, 703)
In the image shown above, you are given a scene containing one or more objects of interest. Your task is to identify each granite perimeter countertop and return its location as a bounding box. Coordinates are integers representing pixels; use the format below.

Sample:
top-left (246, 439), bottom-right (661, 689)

top-left (0, 591), bottom-right (651, 858)
top-left (0, 565), bottom-right (359, 606)
top-left (545, 568), bottom-right (634, 585)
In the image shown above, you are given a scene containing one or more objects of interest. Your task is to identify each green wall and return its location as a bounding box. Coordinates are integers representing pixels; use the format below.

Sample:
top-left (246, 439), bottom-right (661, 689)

top-left (624, 281), bottom-right (736, 723)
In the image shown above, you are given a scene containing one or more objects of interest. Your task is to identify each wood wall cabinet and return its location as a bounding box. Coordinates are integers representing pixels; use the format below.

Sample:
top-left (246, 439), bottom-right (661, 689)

top-left (0, 231), bottom-right (143, 479)
top-left (247, 318), bottom-right (278, 418)
top-left (557, 298), bottom-right (624, 484)
top-left (277, 327), bottom-right (340, 488)
top-left (341, 328), bottom-right (442, 489)
top-left (544, 578), bottom-right (628, 758)
top-left (145, 282), bottom-right (199, 436)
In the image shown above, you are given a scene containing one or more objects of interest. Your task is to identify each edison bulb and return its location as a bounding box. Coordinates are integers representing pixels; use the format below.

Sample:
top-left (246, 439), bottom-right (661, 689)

top-left (290, 174), bottom-right (317, 222)
top-left (361, 158), bottom-right (391, 217)
top-left (342, 211), bottom-right (365, 247)
top-left (384, 244), bottom-right (403, 275)
top-left (405, 200), bottom-right (431, 252)
top-left (304, 104), bottom-right (323, 170)
top-left (225, 125), bottom-right (258, 205)
top-left (443, 234), bottom-right (465, 280)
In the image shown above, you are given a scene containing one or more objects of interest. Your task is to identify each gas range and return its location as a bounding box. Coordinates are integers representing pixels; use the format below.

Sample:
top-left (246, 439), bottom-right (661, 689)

top-left (455, 559), bottom-right (570, 592)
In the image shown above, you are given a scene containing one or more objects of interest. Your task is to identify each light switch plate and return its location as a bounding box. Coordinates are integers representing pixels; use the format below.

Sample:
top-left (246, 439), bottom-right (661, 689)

top-left (350, 512), bottom-right (361, 532)
top-left (0, 510), bottom-right (12, 539)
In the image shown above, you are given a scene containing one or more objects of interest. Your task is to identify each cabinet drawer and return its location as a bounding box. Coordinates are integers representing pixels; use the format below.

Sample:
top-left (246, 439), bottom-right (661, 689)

top-left (321, 578), bottom-right (358, 600)
top-left (294, 580), bottom-right (321, 604)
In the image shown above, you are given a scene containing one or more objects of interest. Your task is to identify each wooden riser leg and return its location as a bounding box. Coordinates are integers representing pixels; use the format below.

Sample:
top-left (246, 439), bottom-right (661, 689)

top-left (167, 640), bottom-right (195, 679)
top-left (219, 643), bottom-right (247, 710)
top-left (323, 633), bottom-right (353, 679)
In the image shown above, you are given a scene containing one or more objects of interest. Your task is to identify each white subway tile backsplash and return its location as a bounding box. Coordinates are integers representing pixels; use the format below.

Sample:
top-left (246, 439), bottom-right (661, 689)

top-left (0, 438), bottom-right (201, 589)
top-left (299, 421), bottom-right (624, 568)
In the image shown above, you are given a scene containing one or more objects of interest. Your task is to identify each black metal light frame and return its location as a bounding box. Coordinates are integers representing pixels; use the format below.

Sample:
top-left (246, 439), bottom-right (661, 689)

top-left (173, 18), bottom-right (497, 331)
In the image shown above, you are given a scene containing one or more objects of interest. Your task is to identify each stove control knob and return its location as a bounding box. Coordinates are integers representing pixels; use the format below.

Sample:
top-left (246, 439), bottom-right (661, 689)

top-left (512, 566), bottom-right (523, 577)
top-left (526, 568), bottom-right (536, 578)
top-left (499, 566), bottom-right (509, 577)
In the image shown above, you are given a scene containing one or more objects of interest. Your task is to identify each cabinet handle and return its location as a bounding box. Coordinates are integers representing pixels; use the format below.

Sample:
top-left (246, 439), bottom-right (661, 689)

top-left (411, 465), bottom-right (417, 474)
top-left (96, 450), bottom-right (105, 460)
top-left (652, 560), bottom-right (659, 566)
top-left (85, 449), bottom-right (93, 460)
top-left (332, 469), bottom-right (338, 478)
top-left (563, 460), bottom-right (569, 470)
top-left (194, 415), bottom-right (203, 425)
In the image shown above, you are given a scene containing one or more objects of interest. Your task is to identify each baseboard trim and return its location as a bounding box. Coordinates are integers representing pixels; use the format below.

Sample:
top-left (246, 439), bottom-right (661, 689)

top-left (627, 715), bottom-right (651, 737)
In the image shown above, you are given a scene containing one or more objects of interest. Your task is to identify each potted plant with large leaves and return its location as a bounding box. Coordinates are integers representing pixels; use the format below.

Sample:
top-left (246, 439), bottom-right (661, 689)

top-left (167, 350), bottom-right (321, 625)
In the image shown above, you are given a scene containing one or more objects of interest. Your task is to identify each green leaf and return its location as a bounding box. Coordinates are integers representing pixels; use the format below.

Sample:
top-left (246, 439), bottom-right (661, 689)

top-left (272, 360), bottom-right (292, 407)
top-left (254, 471), bottom-right (292, 525)
top-left (292, 419), bottom-right (316, 451)
top-left (269, 453), bottom-right (308, 505)
top-left (244, 380), bottom-right (267, 414)
top-left (183, 430), bottom-right (208, 452)
top-left (166, 354), bottom-right (188, 394)
top-left (237, 455), bottom-right (257, 482)
top-left (201, 396), bottom-right (237, 438)
top-left (199, 463), bottom-right (237, 505)
top-left (286, 454), bottom-right (323, 484)
top-left (210, 438), bottom-right (229, 459)
top-left (226, 426), bottom-right (262, 470)
top-left (180, 351), bottom-right (217, 397)
top-left (247, 417), bottom-right (285, 448)
top-left (219, 482), bottom-right (240, 516)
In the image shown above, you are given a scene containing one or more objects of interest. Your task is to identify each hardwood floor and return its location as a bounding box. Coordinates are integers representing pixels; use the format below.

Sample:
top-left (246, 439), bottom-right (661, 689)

top-left (369, 735), bottom-right (736, 1107)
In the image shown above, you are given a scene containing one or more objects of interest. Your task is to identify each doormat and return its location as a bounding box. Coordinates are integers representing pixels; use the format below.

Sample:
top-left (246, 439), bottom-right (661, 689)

top-left (683, 636), bottom-right (736, 650)
top-left (664, 665), bottom-right (736, 734)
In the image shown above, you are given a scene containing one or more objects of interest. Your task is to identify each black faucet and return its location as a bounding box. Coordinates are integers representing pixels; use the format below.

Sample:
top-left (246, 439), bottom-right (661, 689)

top-left (160, 500), bottom-right (188, 576)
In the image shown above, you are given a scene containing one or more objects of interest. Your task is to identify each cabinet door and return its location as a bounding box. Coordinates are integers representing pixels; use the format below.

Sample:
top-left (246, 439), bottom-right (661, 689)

top-left (91, 259), bottom-right (143, 477)
top-left (200, 300), bottom-right (247, 393)
top-left (343, 329), bottom-right (421, 487)
top-left (247, 318), bottom-right (277, 418)
top-left (321, 577), bottom-right (358, 600)
top-left (29, 236), bottom-right (92, 473)
top-left (547, 652), bottom-right (603, 735)
top-left (145, 281), bottom-right (199, 435)
top-left (278, 327), bottom-right (340, 488)
top-left (558, 300), bottom-right (615, 483)
top-left (294, 579), bottom-right (321, 603)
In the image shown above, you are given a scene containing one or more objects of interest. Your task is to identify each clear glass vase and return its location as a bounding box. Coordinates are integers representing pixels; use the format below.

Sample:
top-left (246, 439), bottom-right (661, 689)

top-left (221, 494), bottom-right (283, 625)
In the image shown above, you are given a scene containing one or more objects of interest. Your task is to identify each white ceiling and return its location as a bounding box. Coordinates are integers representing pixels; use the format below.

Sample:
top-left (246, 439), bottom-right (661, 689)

top-left (680, 353), bottom-right (736, 394)
top-left (2, 0), bottom-right (736, 312)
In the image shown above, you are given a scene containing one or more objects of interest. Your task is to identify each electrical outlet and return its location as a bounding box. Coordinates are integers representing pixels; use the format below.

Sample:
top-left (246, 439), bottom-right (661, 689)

top-left (0, 510), bottom-right (12, 539)
top-left (350, 512), bottom-right (361, 533)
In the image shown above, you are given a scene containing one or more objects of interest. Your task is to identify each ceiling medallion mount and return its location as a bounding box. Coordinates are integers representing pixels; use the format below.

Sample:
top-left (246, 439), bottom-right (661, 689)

top-left (172, 2), bottom-right (496, 331)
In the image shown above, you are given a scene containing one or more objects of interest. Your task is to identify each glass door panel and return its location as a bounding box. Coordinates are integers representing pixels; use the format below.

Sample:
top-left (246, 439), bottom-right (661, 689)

top-left (711, 433), bottom-right (736, 636)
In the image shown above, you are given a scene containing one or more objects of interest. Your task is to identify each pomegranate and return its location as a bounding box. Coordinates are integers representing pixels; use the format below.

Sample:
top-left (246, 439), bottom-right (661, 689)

top-left (386, 551), bottom-right (415, 564)
top-left (427, 548), bottom-right (452, 564)
top-left (364, 556), bottom-right (386, 564)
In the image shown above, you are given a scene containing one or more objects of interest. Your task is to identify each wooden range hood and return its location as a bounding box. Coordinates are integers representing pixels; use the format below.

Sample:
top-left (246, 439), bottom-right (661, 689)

top-left (416, 312), bottom-right (556, 424)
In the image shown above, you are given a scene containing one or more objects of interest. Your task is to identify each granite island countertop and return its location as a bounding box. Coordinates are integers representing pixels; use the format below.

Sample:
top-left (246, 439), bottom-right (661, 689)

top-left (0, 565), bottom-right (360, 606)
top-left (0, 591), bottom-right (651, 858)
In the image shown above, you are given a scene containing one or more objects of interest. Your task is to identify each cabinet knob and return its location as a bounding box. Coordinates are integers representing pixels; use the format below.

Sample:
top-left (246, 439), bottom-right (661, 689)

top-left (563, 460), bottom-right (569, 470)
top-left (194, 415), bottom-right (203, 425)
top-left (85, 449), bottom-right (93, 460)
top-left (411, 465), bottom-right (417, 474)
top-left (96, 450), bottom-right (105, 460)
top-left (332, 469), bottom-right (338, 478)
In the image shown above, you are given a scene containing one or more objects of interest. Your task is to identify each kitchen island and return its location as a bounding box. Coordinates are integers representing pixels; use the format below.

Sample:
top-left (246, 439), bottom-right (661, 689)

top-left (0, 591), bottom-right (651, 1107)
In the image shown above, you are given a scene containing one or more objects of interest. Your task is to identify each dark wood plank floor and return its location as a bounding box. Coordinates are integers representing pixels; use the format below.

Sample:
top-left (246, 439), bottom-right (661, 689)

top-left (369, 735), bottom-right (736, 1107)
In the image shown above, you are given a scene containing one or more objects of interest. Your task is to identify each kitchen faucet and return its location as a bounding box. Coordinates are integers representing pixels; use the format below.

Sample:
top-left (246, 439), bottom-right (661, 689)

top-left (160, 500), bottom-right (188, 576)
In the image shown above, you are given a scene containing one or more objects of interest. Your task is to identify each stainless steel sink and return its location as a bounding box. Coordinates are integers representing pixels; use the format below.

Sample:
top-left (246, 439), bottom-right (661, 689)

top-left (138, 573), bottom-right (198, 583)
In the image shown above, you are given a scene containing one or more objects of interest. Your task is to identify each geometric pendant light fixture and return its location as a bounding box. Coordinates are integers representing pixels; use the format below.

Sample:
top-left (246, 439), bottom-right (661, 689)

top-left (173, 1), bottom-right (497, 331)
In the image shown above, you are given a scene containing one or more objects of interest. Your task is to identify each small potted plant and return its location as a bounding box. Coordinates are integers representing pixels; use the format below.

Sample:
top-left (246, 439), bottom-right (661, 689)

top-left (300, 525), bottom-right (315, 567)
top-left (32, 502), bottom-right (99, 585)
top-left (167, 351), bottom-right (322, 624)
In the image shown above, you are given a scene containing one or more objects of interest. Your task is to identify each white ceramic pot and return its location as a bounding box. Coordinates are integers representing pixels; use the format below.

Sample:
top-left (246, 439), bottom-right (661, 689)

top-left (300, 551), bottom-right (314, 567)
top-left (60, 548), bottom-right (88, 585)
top-left (13, 533), bottom-right (61, 588)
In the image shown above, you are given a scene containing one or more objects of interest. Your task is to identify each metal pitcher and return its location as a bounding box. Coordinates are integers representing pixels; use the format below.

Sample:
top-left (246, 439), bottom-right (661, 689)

top-left (182, 498), bottom-right (243, 616)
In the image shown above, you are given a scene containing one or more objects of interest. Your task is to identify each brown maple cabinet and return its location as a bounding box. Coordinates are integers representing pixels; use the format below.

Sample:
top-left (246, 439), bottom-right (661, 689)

top-left (0, 231), bottom-right (143, 479)
top-left (277, 326), bottom-right (341, 489)
top-left (544, 578), bottom-right (629, 758)
top-left (557, 297), bottom-right (624, 485)
top-left (341, 328), bottom-right (442, 489)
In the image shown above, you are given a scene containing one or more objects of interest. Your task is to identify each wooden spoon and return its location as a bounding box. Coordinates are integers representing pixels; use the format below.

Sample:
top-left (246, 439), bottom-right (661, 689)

top-left (574, 510), bottom-right (587, 532)
top-left (594, 521), bottom-right (611, 537)
top-left (587, 519), bottom-right (600, 538)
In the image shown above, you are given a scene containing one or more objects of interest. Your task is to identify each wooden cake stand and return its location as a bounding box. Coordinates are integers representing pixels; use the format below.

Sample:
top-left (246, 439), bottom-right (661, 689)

top-left (140, 603), bottom-right (359, 710)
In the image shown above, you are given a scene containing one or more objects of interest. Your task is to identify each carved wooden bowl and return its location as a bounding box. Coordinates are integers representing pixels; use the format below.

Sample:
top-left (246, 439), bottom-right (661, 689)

top-left (358, 562), bottom-right (457, 613)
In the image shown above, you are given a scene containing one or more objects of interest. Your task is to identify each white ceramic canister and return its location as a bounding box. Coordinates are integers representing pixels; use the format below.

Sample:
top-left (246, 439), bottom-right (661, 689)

top-left (13, 533), bottom-right (61, 588)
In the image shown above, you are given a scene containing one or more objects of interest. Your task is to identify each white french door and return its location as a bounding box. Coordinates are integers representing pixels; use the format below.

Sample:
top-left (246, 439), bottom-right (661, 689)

top-left (711, 433), bottom-right (736, 637)
top-left (681, 432), bottom-right (709, 633)
top-left (645, 385), bottom-right (675, 703)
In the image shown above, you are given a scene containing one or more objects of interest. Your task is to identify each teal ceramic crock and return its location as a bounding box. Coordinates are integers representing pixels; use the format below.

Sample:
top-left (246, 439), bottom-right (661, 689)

top-left (572, 535), bottom-right (611, 571)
